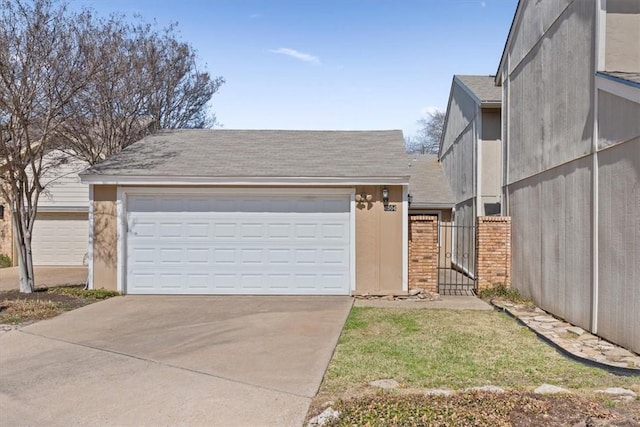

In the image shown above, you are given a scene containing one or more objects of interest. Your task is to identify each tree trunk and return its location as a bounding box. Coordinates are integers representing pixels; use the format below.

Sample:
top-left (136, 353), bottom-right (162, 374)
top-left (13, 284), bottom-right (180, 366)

top-left (13, 212), bottom-right (35, 293)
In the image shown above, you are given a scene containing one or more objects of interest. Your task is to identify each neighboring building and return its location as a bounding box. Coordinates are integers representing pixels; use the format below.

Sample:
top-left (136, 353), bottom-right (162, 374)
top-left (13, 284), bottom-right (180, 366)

top-left (406, 154), bottom-right (454, 282)
top-left (0, 151), bottom-right (90, 266)
top-left (0, 195), bottom-right (12, 261)
top-left (406, 154), bottom-right (453, 221)
top-left (497, 0), bottom-right (640, 352)
top-left (80, 129), bottom-right (411, 296)
top-left (439, 75), bottom-right (502, 276)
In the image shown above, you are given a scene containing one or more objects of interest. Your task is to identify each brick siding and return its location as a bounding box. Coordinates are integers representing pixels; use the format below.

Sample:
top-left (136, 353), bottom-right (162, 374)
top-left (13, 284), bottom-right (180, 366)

top-left (408, 215), bottom-right (438, 293)
top-left (476, 216), bottom-right (511, 291)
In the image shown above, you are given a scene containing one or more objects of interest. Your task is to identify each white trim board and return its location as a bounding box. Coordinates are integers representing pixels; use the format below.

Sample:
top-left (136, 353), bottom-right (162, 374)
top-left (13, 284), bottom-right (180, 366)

top-left (81, 175), bottom-right (410, 186)
top-left (402, 185), bottom-right (409, 292)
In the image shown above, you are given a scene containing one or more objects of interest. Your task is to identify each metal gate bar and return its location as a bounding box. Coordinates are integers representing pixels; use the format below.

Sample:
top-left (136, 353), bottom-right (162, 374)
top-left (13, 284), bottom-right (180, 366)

top-left (437, 222), bottom-right (477, 295)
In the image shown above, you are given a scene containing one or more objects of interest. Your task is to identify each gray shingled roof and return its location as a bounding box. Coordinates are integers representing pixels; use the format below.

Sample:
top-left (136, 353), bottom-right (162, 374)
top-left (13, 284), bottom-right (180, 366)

top-left (455, 75), bottom-right (502, 103)
top-left (407, 155), bottom-right (454, 208)
top-left (81, 129), bottom-right (409, 180)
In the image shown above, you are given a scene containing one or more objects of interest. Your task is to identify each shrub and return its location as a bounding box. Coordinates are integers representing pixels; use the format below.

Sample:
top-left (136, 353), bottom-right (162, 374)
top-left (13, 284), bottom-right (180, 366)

top-left (0, 253), bottom-right (11, 268)
top-left (477, 283), bottom-right (532, 304)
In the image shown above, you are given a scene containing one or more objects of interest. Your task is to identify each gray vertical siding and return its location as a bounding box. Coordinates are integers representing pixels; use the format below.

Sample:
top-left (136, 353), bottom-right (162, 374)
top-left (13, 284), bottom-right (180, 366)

top-left (597, 140), bottom-right (640, 353)
top-left (509, 158), bottom-right (593, 331)
top-left (504, 0), bottom-right (640, 353)
top-left (441, 82), bottom-right (477, 206)
top-left (507, 0), bottom-right (595, 183)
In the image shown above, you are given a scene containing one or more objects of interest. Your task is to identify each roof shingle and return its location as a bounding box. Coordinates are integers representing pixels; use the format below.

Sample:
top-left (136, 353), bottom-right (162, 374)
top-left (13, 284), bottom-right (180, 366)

top-left (82, 129), bottom-right (409, 180)
top-left (407, 155), bottom-right (453, 208)
top-left (455, 75), bottom-right (502, 104)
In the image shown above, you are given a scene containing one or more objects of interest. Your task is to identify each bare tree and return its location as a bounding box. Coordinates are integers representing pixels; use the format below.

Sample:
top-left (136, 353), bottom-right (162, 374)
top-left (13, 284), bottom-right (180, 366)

top-left (59, 17), bottom-right (224, 165)
top-left (0, 0), bottom-right (98, 292)
top-left (406, 110), bottom-right (445, 155)
top-left (139, 24), bottom-right (225, 132)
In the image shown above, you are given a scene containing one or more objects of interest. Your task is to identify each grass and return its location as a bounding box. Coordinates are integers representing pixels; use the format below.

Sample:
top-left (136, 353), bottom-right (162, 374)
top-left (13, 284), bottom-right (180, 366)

top-left (312, 307), bottom-right (640, 425)
top-left (0, 286), bottom-right (119, 324)
top-left (49, 287), bottom-right (119, 299)
top-left (0, 299), bottom-right (62, 324)
top-left (321, 307), bottom-right (639, 394)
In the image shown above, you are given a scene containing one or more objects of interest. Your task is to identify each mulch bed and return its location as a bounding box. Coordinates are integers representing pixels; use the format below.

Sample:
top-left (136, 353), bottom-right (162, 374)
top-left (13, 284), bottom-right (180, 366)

top-left (315, 391), bottom-right (640, 427)
top-left (0, 287), bottom-right (90, 308)
top-left (0, 286), bottom-right (98, 324)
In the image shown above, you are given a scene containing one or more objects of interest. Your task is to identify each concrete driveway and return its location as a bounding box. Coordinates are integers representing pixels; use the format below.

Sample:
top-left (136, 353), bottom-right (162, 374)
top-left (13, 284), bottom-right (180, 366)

top-left (0, 296), bottom-right (353, 426)
top-left (0, 266), bottom-right (88, 291)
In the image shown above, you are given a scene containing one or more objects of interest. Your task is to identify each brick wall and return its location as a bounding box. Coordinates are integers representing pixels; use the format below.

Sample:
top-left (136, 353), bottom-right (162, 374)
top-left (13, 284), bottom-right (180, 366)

top-left (476, 216), bottom-right (511, 291)
top-left (408, 215), bottom-right (438, 293)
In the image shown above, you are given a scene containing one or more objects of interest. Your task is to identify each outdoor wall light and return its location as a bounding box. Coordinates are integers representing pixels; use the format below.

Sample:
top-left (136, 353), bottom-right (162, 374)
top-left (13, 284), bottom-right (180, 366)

top-left (408, 193), bottom-right (413, 207)
top-left (382, 187), bottom-right (389, 205)
top-left (355, 192), bottom-right (373, 203)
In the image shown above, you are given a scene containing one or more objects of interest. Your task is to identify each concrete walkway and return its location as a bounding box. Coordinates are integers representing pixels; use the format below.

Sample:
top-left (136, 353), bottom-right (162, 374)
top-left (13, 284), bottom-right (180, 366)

top-left (0, 296), bottom-right (353, 426)
top-left (0, 266), bottom-right (87, 291)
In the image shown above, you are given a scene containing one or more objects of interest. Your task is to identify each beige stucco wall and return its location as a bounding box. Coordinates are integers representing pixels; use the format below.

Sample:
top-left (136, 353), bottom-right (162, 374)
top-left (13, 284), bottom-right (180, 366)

top-left (355, 185), bottom-right (404, 294)
top-left (605, 0), bottom-right (640, 72)
top-left (91, 184), bottom-right (405, 294)
top-left (92, 185), bottom-right (118, 291)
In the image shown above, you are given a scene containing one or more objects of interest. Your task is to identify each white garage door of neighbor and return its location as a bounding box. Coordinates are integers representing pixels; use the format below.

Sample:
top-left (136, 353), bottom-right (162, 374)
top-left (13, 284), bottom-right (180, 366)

top-left (126, 193), bottom-right (351, 295)
top-left (32, 212), bottom-right (88, 265)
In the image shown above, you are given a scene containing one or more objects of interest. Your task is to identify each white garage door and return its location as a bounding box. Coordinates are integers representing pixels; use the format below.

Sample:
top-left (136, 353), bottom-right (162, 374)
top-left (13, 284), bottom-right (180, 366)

top-left (126, 193), bottom-right (351, 295)
top-left (32, 212), bottom-right (88, 265)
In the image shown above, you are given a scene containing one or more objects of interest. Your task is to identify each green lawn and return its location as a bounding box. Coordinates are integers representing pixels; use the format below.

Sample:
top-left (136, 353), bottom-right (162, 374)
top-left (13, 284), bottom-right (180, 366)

top-left (321, 307), bottom-right (639, 395)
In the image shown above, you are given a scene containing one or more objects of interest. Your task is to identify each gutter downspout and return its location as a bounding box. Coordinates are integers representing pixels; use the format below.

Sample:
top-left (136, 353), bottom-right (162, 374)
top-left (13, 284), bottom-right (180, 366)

top-left (591, 0), bottom-right (606, 334)
top-left (476, 105), bottom-right (483, 218)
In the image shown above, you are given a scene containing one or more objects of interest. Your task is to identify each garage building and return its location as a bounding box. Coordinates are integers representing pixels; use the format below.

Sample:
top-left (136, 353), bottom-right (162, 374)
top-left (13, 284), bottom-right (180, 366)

top-left (80, 129), bottom-right (410, 296)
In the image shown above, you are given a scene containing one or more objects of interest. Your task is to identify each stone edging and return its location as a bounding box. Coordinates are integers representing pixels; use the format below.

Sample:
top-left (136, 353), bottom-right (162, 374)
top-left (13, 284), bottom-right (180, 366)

top-left (491, 299), bottom-right (640, 376)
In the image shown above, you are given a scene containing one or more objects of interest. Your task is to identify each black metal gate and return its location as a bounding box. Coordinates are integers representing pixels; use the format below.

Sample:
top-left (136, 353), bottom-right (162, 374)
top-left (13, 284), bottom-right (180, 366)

top-left (437, 222), bottom-right (477, 295)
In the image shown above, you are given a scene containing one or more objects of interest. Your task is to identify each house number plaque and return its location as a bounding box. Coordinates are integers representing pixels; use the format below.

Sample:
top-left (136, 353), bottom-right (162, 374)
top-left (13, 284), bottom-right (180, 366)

top-left (384, 204), bottom-right (397, 212)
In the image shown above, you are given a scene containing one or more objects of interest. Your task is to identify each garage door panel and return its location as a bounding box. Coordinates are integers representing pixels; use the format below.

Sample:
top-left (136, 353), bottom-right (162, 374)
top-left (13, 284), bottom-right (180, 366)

top-left (126, 193), bottom-right (351, 295)
top-left (32, 212), bottom-right (88, 266)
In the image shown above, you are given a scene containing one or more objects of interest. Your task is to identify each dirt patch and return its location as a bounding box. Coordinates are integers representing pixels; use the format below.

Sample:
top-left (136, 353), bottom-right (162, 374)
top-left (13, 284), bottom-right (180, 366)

top-left (310, 390), bottom-right (640, 426)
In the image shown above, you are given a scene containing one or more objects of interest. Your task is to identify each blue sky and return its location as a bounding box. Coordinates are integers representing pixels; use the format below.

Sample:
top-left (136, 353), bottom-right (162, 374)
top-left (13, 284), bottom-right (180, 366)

top-left (69, 0), bottom-right (518, 138)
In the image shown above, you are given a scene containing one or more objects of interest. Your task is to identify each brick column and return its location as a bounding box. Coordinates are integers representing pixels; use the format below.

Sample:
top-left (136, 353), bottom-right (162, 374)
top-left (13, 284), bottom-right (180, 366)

top-left (408, 215), bottom-right (438, 293)
top-left (476, 216), bottom-right (511, 291)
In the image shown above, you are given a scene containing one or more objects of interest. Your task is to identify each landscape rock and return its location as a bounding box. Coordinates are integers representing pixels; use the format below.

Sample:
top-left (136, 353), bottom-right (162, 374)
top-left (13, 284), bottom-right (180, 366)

top-left (566, 326), bottom-right (586, 336)
top-left (594, 387), bottom-right (637, 398)
top-left (409, 289), bottom-right (421, 296)
top-left (424, 388), bottom-right (453, 396)
top-left (467, 385), bottom-right (505, 393)
top-left (307, 407), bottom-right (340, 427)
top-left (369, 379), bottom-right (399, 389)
top-left (534, 384), bottom-right (571, 394)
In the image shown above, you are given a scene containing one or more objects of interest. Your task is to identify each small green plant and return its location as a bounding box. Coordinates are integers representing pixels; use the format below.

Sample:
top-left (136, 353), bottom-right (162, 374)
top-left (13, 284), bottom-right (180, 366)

top-left (0, 253), bottom-right (11, 268)
top-left (477, 284), bottom-right (532, 304)
top-left (51, 287), bottom-right (120, 299)
top-left (8, 315), bottom-right (22, 324)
